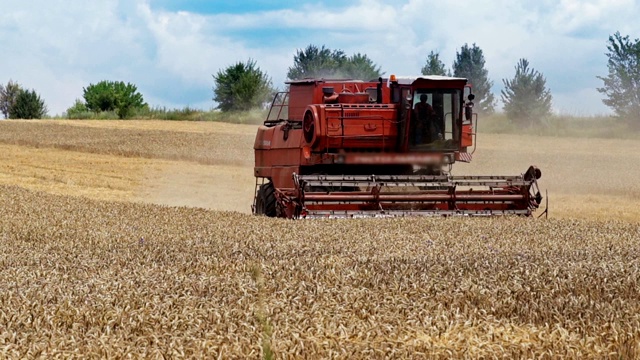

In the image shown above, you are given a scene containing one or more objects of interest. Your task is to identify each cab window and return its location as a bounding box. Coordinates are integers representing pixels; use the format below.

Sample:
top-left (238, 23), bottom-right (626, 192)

top-left (409, 89), bottom-right (461, 151)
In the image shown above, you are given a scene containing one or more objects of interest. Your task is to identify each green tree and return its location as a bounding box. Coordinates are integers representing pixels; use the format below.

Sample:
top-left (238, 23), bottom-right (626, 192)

top-left (9, 89), bottom-right (48, 119)
top-left (453, 43), bottom-right (496, 114)
top-left (344, 53), bottom-right (383, 81)
top-left (83, 80), bottom-right (146, 119)
top-left (597, 32), bottom-right (640, 127)
top-left (0, 80), bottom-right (23, 119)
top-left (112, 81), bottom-right (146, 119)
top-left (421, 51), bottom-right (449, 76)
top-left (287, 45), bottom-right (383, 80)
top-left (84, 81), bottom-right (117, 112)
top-left (213, 59), bottom-right (274, 112)
top-left (287, 45), bottom-right (347, 80)
top-left (501, 59), bottom-right (552, 125)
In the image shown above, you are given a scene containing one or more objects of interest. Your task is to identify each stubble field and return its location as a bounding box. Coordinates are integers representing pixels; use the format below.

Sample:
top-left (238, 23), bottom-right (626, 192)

top-left (0, 119), bottom-right (639, 358)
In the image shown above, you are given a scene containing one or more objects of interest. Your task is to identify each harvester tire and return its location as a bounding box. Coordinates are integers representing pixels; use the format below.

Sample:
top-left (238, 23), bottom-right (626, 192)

top-left (255, 182), bottom-right (277, 217)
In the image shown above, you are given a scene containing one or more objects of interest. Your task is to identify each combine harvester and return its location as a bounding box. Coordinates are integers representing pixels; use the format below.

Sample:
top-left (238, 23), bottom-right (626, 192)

top-left (252, 75), bottom-right (543, 218)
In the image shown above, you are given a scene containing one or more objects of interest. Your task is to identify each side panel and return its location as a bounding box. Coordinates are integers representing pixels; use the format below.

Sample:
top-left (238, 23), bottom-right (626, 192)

top-left (289, 84), bottom-right (315, 120)
top-left (341, 106), bottom-right (398, 149)
top-left (310, 105), bottom-right (399, 151)
top-left (254, 124), bottom-right (305, 188)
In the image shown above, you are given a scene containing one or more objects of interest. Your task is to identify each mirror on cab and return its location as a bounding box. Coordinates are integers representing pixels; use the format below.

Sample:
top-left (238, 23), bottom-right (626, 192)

top-left (465, 94), bottom-right (475, 122)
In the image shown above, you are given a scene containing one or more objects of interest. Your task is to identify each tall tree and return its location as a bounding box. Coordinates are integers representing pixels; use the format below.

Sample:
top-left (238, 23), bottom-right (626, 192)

top-left (597, 32), bottom-right (640, 127)
top-left (213, 59), bottom-right (275, 112)
top-left (9, 89), bottom-right (48, 119)
top-left (453, 43), bottom-right (496, 114)
top-left (501, 59), bottom-right (552, 125)
top-left (344, 53), bottom-right (383, 81)
top-left (112, 81), bottom-right (146, 119)
top-left (0, 80), bottom-right (22, 119)
top-left (287, 45), bottom-right (383, 80)
top-left (287, 45), bottom-right (347, 80)
top-left (421, 51), bottom-right (449, 76)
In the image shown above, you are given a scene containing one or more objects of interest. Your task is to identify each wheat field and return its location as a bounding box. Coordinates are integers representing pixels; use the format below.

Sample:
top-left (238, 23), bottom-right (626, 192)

top-left (0, 120), bottom-right (639, 358)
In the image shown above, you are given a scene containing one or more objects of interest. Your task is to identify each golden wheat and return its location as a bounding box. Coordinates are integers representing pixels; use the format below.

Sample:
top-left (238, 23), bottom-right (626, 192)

top-left (0, 119), bottom-right (639, 358)
top-left (0, 121), bottom-right (255, 167)
top-left (0, 185), bottom-right (639, 358)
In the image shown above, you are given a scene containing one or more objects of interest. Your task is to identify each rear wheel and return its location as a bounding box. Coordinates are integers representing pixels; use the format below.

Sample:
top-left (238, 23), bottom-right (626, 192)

top-left (255, 182), bottom-right (277, 217)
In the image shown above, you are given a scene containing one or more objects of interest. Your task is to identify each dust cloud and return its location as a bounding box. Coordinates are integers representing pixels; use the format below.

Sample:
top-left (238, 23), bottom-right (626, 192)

top-left (137, 162), bottom-right (255, 213)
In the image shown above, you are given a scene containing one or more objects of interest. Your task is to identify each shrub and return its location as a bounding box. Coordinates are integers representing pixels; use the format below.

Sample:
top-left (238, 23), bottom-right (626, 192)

top-left (83, 81), bottom-right (146, 119)
top-left (66, 99), bottom-right (91, 119)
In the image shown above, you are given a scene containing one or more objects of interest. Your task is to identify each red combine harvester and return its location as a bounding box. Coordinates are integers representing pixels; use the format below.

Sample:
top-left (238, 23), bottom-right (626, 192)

top-left (253, 75), bottom-right (543, 218)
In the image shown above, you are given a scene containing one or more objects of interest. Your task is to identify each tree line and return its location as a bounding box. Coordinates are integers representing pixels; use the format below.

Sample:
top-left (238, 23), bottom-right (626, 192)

top-left (213, 35), bottom-right (640, 128)
top-left (0, 79), bottom-right (146, 120)
top-left (1, 32), bottom-right (639, 128)
top-left (212, 43), bottom-right (538, 123)
top-left (213, 32), bottom-right (640, 128)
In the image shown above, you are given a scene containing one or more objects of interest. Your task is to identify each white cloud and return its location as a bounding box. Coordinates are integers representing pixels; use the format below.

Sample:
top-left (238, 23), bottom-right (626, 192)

top-left (1, 0), bottom-right (640, 116)
top-left (551, 0), bottom-right (635, 35)
top-left (0, 1), bottom-right (157, 114)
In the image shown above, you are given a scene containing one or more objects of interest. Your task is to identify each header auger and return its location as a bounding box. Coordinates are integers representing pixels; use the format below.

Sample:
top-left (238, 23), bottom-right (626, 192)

top-left (252, 75), bottom-right (543, 218)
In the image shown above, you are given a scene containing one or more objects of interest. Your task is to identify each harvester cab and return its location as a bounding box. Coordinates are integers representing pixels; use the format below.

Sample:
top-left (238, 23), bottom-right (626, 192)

top-left (253, 75), bottom-right (542, 218)
top-left (388, 75), bottom-right (477, 167)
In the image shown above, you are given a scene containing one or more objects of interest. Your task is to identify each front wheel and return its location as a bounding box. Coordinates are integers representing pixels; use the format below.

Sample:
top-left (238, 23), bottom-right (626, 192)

top-left (255, 181), bottom-right (277, 217)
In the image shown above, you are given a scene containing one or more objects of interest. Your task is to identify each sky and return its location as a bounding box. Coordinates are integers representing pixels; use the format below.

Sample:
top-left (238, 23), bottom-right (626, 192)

top-left (2, 0), bottom-right (639, 117)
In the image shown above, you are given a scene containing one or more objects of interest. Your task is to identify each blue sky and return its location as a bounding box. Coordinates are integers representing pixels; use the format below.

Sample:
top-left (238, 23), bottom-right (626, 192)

top-left (2, 0), bottom-right (639, 116)
top-left (150, 0), bottom-right (350, 14)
